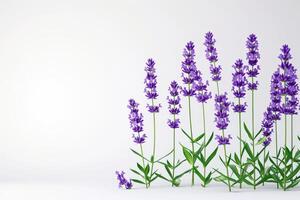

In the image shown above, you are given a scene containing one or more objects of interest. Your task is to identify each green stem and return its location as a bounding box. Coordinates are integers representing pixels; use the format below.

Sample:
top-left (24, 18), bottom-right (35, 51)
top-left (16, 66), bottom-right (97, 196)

top-left (222, 130), bottom-right (232, 192)
top-left (263, 149), bottom-right (265, 186)
top-left (275, 120), bottom-right (279, 189)
top-left (251, 76), bottom-right (256, 190)
top-left (202, 102), bottom-right (207, 186)
top-left (139, 143), bottom-right (148, 188)
top-left (172, 114), bottom-right (176, 187)
top-left (284, 113), bottom-right (287, 190)
top-left (291, 115), bottom-right (294, 171)
top-left (238, 98), bottom-right (242, 189)
top-left (149, 99), bottom-right (156, 185)
top-left (187, 90), bottom-right (195, 186)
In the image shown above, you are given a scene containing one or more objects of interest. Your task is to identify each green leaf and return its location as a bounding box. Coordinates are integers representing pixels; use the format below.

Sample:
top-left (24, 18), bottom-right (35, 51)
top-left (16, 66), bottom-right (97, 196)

top-left (164, 164), bottom-right (173, 178)
top-left (243, 142), bottom-right (254, 160)
top-left (181, 129), bottom-right (193, 141)
top-left (205, 132), bottom-right (214, 147)
top-left (130, 169), bottom-right (144, 178)
top-left (257, 137), bottom-right (266, 145)
top-left (174, 169), bottom-right (191, 180)
top-left (131, 148), bottom-right (151, 162)
top-left (137, 163), bottom-right (145, 173)
top-left (155, 173), bottom-right (170, 182)
top-left (193, 133), bottom-right (205, 143)
top-left (234, 153), bottom-right (240, 165)
top-left (254, 128), bottom-right (263, 139)
top-left (182, 146), bottom-right (193, 165)
top-left (244, 123), bottom-right (253, 140)
top-left (204, 147), bottom-right (218, 167)
top-left (131, 179), bottom-right (145, 184)
top-left (145, 164), bottom-right (150, 175)
top-left (194, 167), bottom-right (205, 182)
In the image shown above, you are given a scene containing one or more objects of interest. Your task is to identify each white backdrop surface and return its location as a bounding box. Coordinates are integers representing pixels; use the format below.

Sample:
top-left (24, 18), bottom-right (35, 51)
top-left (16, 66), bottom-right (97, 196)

top-left (0, 0), bottom-right (300, 199)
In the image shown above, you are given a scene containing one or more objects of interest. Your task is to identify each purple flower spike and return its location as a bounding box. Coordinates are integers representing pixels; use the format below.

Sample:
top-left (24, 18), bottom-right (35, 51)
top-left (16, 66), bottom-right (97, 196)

top-left (263, 137), bottom-right (272, 147)
top-left (232, 59), bottom-right (248, 112)
top-left (278, 45), bottom-right (299, 115)
top-left (193, 70), bottom-right (212, 103)
top-left (144, 58), bottom-right (161, 113)
top-left (214, 93), bottom-right (230, 130)
top-left (204, 32), bottom-right (222, 81)
top-left (270, 69), bottom-right (282, 120)
top-left (116, 171), bottom-right (133, 189)
top-left (261, 106), bottom-right (274, 138)
top-left (128, 99), bottom-right (147, 144)
top-left (246, 34), bottom-right (260, 91)
top-left (215, 134), bottom-right (232, 145)
top-left (181, 41), bottom-right (197, 96)
top-left (167, 81), bottom-right (181, 129)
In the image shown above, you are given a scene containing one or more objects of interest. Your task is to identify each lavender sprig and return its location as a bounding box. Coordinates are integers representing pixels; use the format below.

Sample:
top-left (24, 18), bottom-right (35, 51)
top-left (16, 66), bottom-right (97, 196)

top-left (245, 34), bottom-right (260, 190)
top-left (204, 32), bottom-right (222, 84)
top-left (180, 41), bottom-right (197, 186)
top-left (116, 171), bottom-right (133, 189)
top-left (214, 92), bottom-right (232, 191)
top-left (144, 58), bottom-right (160, 186)
top-left (231, 59), bottom-right (247, 188)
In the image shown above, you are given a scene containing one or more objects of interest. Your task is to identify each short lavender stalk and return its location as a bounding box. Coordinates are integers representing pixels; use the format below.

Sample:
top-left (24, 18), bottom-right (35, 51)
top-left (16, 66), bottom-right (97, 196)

top-left (222, 130), bottom-right (231, 192)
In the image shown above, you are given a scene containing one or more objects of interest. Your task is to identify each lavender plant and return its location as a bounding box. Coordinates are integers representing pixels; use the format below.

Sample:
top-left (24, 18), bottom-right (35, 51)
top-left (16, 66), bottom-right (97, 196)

top-left (127, 99), bottom-right (149, 188)
top-left (231, 59), bottom-right (247, 188)
top-left (117, 32), bottom-right (300, 192)
top-left (180, 41), bottom-right (203, 186)
top-left (156, 81), bottom-right (190, 186)
top-left (144, 58), bottom-right (161, 186)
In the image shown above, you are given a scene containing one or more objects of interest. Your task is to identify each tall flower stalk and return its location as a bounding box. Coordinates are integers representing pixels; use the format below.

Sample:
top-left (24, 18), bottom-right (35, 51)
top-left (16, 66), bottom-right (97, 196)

top-left (167, 81), bottom-right (181, 186)
top-left (215, 93), bottom-right (232, 192)
top-left (246, 34), bottom-right (260, 189)
top-left (181, 41), bottom-right (197, 186)
top-left (193, 70), bottom-right (212, 184)
top-left (231, 59), bottom-right (247, 188)
top-left (278, 45), bottom-right (299, 190)
top-left (128, 99), bottom-right (148, 188)
top-left (144, 59), bottom-right (161, 184)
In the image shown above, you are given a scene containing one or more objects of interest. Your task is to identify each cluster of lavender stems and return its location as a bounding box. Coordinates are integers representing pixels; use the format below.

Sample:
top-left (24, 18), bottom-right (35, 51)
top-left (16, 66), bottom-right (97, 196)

top-left (118, 32), bottom-right (300, 192)
top-left (231, 59), bottom-right (248, 188)
top-left (144, 58), bottom-right (160, 184)
top-left (181, 41), bottom-right (197, 186)
top-left (246, 34), bottom-right (260, 189)
top-left (167, 81), bottom-right (181, 186)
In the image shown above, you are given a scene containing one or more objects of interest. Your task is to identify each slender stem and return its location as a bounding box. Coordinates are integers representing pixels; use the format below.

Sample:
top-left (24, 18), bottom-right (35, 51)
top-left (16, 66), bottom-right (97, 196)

top-left (172, 114), bottom-right (176, 187)
top-left (291, 115), bottom-right (294, 149)
top-left (187, 86), bottom-right (195, 186)
top-left (263, 149), bottom-right (266, 186)
top-left (284, 113), bottom-right (287, 190)
top-left (251, 75), bottom-right (256, 190)
top-left (202, 102), bottom-right (207, 186)
top-left (238, 98), bottom-right (242, 188)
top-left (139, 143), bottom-right (148, 188)
top-left (291, 115), bottom-right (294, 171)
top-left (275, 120), bottom-right (279, 189)
top-left (222, 130), bottom-right (232, 192)
top-left (149, 99), bottom-right (156, 184)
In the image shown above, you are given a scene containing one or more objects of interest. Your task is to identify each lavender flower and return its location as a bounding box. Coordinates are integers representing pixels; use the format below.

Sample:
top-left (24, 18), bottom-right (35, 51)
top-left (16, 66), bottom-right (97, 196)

top-left (214, 93), bottom-right (230, 130)
top-left (263, 137), bottom-right (272, 147)
top-left (215, 134), bottom-right (232, 145)
top-left (144, 58), bottom-right (161, 113)
top-left (270, 69), bottom-right (282, 120)
top-left (232, 59), bottom-right (247, 112)
top-left (261, 106), bottom-right (274, 139)
top-left (193, 70), bottom-right (212, 103)
top-left (204, 32), bottom-right (222, 81)
top-left (181, 41), bottom-right (197, 96)
top-left (167, 81), bottom-right (181, 129)
top-left (116, 171), bottom-right (133, 189)
top-left (246, 34), bottom-right (260, 90)
top-left (278, 45), bottom-right (299, 115)
top-left (128, 99), bottom-right (146, 144)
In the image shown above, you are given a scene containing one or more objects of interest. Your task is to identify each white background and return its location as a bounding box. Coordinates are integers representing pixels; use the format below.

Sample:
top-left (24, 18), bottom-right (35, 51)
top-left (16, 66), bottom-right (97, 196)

top-left (0, 0), bottom-right (300, 199)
